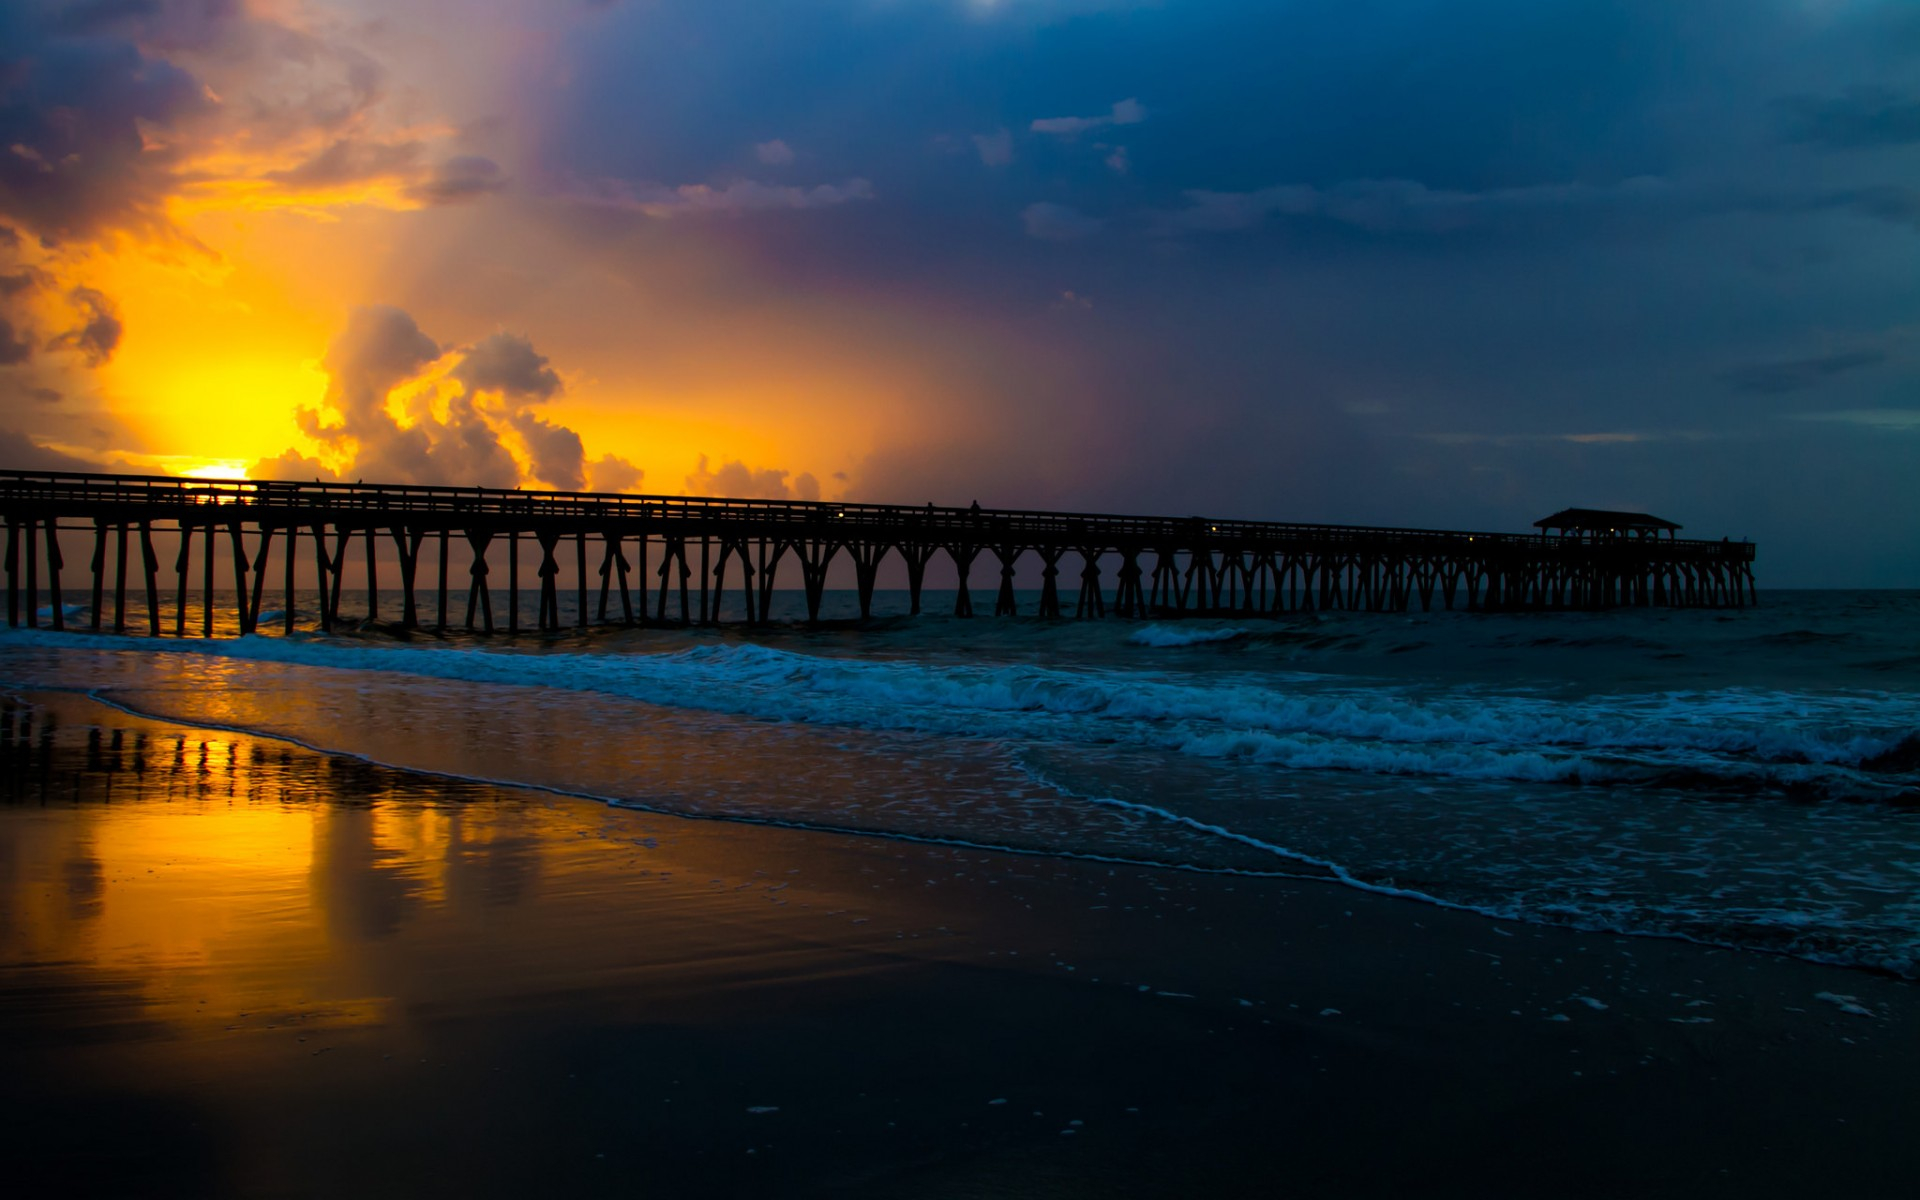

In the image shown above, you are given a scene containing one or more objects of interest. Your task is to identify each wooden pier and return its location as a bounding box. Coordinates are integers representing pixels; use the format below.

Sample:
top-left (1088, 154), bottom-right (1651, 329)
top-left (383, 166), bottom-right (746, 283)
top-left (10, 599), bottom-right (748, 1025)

top-left (0, 471), bottom-right (1758, 636)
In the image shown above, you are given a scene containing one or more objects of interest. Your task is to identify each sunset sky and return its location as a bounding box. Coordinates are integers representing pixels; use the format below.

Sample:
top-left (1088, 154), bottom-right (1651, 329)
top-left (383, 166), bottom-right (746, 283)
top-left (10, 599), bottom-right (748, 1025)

top-left (2, 0), bottom-right (1916, 584)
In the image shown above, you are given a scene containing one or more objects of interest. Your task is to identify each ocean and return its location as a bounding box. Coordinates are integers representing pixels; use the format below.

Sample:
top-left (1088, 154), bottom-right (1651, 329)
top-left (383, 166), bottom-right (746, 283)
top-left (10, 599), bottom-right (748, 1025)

top-left (3, 587), bottom-right (1917, 978)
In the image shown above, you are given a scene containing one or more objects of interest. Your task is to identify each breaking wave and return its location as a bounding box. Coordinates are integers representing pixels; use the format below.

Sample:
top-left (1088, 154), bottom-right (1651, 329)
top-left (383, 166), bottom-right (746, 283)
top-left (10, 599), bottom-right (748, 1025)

top-left (5, 628), bottom-right (1914, 802)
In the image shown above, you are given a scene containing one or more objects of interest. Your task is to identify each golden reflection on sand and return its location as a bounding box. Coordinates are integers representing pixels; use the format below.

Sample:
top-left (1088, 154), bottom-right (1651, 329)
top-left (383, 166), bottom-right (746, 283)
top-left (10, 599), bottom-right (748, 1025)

top-left (0, 693), bottom-right (929, 1061)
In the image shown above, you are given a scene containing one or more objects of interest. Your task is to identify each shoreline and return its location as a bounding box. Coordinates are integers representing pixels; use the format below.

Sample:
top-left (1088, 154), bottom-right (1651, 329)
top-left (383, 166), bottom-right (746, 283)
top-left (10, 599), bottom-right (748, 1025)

top-left (2, 689), bottom-right (1916, 1197)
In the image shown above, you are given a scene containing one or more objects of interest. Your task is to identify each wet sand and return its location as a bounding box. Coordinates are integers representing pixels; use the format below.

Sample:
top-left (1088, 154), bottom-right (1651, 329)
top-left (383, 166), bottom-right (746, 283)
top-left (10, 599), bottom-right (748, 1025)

top-left (2, 690), bottom-right (1915, 1198)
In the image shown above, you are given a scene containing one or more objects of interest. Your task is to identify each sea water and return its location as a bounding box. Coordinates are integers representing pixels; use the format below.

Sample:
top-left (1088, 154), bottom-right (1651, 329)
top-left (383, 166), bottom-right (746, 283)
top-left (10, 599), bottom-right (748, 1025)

top-left (2, 588), bottom-right (1916, 976)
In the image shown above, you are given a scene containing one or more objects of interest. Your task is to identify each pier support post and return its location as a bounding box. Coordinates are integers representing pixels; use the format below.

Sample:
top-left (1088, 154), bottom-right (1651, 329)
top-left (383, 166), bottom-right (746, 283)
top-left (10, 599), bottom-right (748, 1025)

top-left (140, 522), bottom-right (160, 636)
top-left (849, 543), bottom-right (888, 620)
top-left (44, 520), bottom-right (64, 631)
top-left (507, 529), bottom-right (519, 634)
top-left (203, 519), bottom-right (217, 637)
top-left (364, 526), bottom-right (379, 625)
top-left (228, 519), bottom-right (251, 635)
top-left (993, 545), bottom-right (1022, 617)
top-left (1074, 549), bottom-right (1104, 619)
top-left (575, 531), bottom-right (589, 628)
top-left (90, 519), bottom-right (107, 630)
top-left (437, 529), bottom-right (450, 630)
top-left (1037, 546), bottom-right (1065, 619)
top-left (900, 542), bottom-right (935, 615)
top-left (1114, 549), bottom-right (1143, 618)
top-left (175, 522), bottom-right (193, 636)
top-left (113, 522), bottom-right (129, 632)
top-left (4, 518), bottom-right (17, 628)
top-left (537, 531), bottom-right (563, 631)
top-left (465, 530), bottom-right (494, 633)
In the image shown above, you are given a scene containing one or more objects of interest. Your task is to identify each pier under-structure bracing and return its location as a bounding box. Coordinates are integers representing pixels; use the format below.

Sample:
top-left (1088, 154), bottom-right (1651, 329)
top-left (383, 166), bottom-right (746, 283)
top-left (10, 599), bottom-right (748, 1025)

top-left (1, 471), bottom-right (1759, 636)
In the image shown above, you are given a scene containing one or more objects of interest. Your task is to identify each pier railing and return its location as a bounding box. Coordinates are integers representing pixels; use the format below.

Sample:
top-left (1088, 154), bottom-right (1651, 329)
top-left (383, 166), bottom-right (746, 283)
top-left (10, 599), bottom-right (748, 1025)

top-left (1, 470), bottom-right (1758, 635)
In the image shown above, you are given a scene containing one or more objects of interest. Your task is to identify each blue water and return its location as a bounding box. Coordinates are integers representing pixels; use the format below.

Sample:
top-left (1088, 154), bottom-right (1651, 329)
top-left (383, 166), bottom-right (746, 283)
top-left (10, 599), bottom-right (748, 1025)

top-left (4, 588), bottom-right (1917, 976)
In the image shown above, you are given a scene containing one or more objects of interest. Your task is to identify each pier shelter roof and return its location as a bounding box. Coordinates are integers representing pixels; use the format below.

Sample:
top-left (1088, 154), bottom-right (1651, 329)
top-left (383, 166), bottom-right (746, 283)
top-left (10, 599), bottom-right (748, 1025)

top-left (1533, 508), bottom-right (1682, 537)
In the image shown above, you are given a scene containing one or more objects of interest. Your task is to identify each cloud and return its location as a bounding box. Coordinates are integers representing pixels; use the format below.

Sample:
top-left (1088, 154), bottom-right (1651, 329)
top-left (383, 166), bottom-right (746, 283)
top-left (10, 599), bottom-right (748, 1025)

top-left (407, 156), bottom-right (508, 205)
top-left (972, 129), bottom-right (1013, 167)
top-left (0, 317), bottom-right (30, 365)
top-left (754, 139), bottom-right (795, 165)
top-left (263, 308), bottom-right (643, 493)
top-left (1159, 176), bottom-right (1700, 235)
top-left (252, 448), bottom-right (343, 483)
top-left (1030, 97), bottom-right (1146, 136)
top-left (1790, 409), bottom-right (1920, 431)
top-left (264, 138), bottom-right (425, 190)
top-left (685, 455), bottom-right (820, 501)
top-left (1021, 202), bottom-right (1103, 240)
top-left (453, 332), bottom-right (562, 402)
top-left (587, 454), bottom-right (644, 493)
top-left (1830, 184), bottom-right (1920, 231)
top-left (1103, 145), bottom-right (1130, 174)
top-left (1722, 349), bottom-right (1889, 394)
top-left (46, 287), bottom-right (123, 366)
top-left (506, 411), bottom-right (587, 490)
top-left (564, 176), bottom-right (875, 217)
top-left (0, 427), bottom-right (97, 472)
top-left (0, 9), bottom-right (211, 245)
top-left (1780, 88), bottom-right (1920, 150)
top-left (1159, 173), bottom-right (1920, 239)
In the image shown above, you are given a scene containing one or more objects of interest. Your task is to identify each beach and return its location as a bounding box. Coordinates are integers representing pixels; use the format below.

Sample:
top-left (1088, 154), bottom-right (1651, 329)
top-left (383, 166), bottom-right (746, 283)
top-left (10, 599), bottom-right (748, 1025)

top-left (4, 683), bottom-right (1916, 1198)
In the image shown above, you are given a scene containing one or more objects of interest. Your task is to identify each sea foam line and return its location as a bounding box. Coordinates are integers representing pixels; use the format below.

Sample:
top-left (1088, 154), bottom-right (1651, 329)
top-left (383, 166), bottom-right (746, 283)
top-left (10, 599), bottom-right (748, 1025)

top-left (2, 628), bottom-right (1914, 795)
top-left (64, 688), bottom-right (1310, 882)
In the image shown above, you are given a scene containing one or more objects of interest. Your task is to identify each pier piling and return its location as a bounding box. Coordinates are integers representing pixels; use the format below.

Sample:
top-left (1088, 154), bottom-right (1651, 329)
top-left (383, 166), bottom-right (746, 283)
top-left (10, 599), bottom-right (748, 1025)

top-left (0, 471), bottom-right (1760, 639)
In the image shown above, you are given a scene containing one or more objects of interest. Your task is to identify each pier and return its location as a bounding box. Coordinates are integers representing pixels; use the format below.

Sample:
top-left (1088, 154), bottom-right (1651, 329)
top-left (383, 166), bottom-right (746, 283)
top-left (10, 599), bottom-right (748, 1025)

top-left (0, 471), bottom-right (1758, 636)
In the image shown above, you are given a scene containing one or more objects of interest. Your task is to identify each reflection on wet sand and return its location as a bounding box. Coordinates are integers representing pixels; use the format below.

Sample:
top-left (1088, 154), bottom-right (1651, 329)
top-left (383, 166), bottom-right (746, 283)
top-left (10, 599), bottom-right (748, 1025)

top-left (5, 691), bottom-right (1919, 1199)
top-left (0, 692), bottom-right (927, 1050)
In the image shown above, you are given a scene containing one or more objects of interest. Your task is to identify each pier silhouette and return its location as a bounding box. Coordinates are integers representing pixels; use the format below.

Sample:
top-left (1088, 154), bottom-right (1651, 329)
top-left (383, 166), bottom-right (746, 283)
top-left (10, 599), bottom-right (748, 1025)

top-left (1, 471), bottom-right (1758, 636)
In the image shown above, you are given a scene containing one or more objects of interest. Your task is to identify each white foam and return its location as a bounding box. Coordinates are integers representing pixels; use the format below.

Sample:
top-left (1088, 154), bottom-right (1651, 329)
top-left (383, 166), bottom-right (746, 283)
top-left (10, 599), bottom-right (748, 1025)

top-left (1128, 624), bottom-right (1247, 648)
top-left (1814, 991), bottom-right (1875, 1017)
top-left (3, 627), bottom-right (1912, 797)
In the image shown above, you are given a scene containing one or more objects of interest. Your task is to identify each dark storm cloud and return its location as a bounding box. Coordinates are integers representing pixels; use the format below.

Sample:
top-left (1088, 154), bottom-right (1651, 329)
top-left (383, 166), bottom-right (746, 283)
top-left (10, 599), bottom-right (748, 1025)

top-left (47, 287), bottom-right (122, 366)
top-left (0, 317), bottom-right (32, 365)
top-left (265, 138), bottom-right (424, 189)
top-left (0, 427), bottom-right (95, 471)
top-left (1722, 350), bottom-right (1890, 396)
top-left (534, 1), bottom-right (1920, 587)
top-left (0, 5), bottom-right (210, 244)
top-left (1781, 89), bottom-right (1920, 151)
top-left (408, 156), bottom-right (508, 206)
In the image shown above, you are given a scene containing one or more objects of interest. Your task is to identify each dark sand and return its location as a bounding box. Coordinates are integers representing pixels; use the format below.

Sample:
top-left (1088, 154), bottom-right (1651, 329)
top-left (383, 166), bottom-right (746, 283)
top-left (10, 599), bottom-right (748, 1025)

top-left (2, 691), bottom-right (1914, 1198)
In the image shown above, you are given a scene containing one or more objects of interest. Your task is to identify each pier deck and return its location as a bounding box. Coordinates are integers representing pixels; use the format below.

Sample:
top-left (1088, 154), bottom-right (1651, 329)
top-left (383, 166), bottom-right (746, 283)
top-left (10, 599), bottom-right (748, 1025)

top-left (1, 471), bottom-right (1758, 635)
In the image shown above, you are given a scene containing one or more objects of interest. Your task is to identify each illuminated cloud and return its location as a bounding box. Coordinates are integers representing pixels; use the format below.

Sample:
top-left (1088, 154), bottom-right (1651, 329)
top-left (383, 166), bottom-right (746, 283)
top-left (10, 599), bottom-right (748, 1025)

top-left (754, 139), bottom-right (796, 165)
top-left (972, 129), bottom-right (1014, 167)
top-left (1030, 97), bottom-right (1145, 136)
top-left (685, 455), bottom-right (821, 501)
top-left (47, 288), bottom-right (124, 367)
top-left (262, 308), bottom-right (640, 493)
top-left (563, 176), bottom-right (875, 217)
top-left (587, 454), bottom-right (645, 494)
